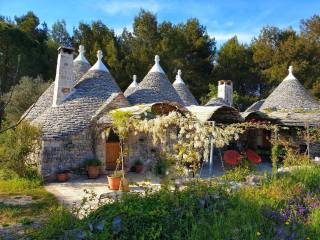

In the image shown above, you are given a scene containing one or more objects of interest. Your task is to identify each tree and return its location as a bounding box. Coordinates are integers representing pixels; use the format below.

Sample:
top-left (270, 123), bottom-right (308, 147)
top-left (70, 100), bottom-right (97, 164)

top-left (215, 36), bottom-right (258, 96)
top-left (301, 15), bottom-right (320, 42)
top-left (252, 24), bottom-right (320, 99)
top-left (4, 76), bottom-right (50, 123)
top-left (51, 20), bottom-right (72, 47)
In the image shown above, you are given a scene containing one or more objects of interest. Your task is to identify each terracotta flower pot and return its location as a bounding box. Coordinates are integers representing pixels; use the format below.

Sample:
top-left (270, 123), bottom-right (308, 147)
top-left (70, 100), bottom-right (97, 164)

top-left (56, 172), bottom-right (69, 182)
top-left (107, 176), bottom-right (121, 190)
top-left (135, 164), bottom-right (143, 173)
top-left (87, 166), bottom-right (100, 179)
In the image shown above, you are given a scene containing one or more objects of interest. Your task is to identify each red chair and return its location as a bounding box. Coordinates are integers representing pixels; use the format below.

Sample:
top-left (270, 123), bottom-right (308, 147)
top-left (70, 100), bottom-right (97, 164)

top-left (224, 150), bottom-right (241, 165)
top-left (245, 149), bottom-right (262, 164)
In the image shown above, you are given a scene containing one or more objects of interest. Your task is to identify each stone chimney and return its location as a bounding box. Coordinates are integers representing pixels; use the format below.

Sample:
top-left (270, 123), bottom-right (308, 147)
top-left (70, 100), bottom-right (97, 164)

top-left (218, 80), bottom-right (233, 106)
top-left (52, 46), bottom-right (74, 107)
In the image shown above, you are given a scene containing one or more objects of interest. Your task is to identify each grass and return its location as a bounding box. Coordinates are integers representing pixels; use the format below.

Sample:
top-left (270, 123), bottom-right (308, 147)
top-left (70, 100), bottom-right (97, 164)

top-left (0, 176), bottom-right (60, 232)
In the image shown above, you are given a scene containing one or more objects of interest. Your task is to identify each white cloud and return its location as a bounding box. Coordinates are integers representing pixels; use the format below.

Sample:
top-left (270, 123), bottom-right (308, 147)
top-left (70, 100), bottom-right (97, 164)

top-left (98, 0), bottom-right (161, 15)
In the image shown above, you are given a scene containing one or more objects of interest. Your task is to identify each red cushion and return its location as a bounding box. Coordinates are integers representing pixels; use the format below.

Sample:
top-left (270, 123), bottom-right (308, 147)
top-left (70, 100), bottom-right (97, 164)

top-left (224, 150), bottom-right (241, 165)
top-left (245, 149), bottom-right (262, 164)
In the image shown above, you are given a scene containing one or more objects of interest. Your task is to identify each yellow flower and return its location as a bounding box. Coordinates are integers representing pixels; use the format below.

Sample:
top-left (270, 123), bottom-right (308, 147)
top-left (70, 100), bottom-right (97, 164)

top-left (256, 231), bottom-right (261, 236)
top-left (285, 221), bottom-right (290, 225)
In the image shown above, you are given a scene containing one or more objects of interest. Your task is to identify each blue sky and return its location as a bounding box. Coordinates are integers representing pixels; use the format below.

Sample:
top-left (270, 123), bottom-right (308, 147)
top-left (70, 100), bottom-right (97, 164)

top-left (1, 0), bottom-right (319, 46)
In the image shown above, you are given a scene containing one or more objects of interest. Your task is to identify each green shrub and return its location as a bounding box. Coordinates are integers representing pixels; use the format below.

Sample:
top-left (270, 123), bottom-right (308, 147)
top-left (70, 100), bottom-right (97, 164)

top-left (84, 158), bottom-right (102, 167)
top-left (309, 208), bottom-right (320, 236)
top-left (0, 168), bottom-right (19, 180)
top-left (0, 121), bottom-right (41, 177)
top-left (222, 165), bottom-right (251, 182)
top-left (283, 148), bottom-right (311, 167)
top-left (288, 166), bottom-right (320, 192)
top-left (32, 206), bottom-right (77, 239)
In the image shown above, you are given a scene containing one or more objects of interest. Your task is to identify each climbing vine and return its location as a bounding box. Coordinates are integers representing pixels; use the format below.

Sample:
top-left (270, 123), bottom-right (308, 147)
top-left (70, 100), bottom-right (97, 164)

top-left (111, 109), bottom-right (280, 177)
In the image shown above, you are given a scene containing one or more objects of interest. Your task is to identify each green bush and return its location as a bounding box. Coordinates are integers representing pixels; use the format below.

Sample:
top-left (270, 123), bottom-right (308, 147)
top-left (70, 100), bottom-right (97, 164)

top-left (0, 121), bottom-right (41, 177)
top-left (222, 165), bottom-right (251, 182)
top-left (84, 158), bottom-right (102, 167)
top-left (309, 208), bottom-right (320, 236)
top-left (4, 76), bottom-right (50, 124)
top-left (288, 166), bottom-right (320, 192)
top-left (32, 206), bottom-right (77, 239)
top-left (0, 168), bottom-right (19, 180)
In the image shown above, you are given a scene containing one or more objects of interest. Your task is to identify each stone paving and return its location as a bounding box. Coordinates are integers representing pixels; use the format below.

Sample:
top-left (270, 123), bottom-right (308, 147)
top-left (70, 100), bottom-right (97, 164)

top-left (45, 162), bottom-right (272, 208)
top-left (45, 172), bottom-right (162, 207)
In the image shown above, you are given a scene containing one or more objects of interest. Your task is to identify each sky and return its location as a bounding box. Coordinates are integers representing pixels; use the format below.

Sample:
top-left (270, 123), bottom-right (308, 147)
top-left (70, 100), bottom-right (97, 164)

top-left (1, 0), bottom-right (319, 46)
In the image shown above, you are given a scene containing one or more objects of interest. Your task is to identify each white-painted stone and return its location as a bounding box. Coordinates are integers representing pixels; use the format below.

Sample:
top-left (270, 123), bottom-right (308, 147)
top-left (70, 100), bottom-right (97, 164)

top-left (173, 69), bottom-right (184, 85)
top-left (283, 65), bottom-right (296, 81)
top-left (218, 80), bottom-right (233, 106)
top-left (148, 55), bottom-right (165, 74)
top-left (52, 47), bottom-right (74, 107)
top-left (90, 50), bottom-right (109, 72)
top-left (128, 75), bottom-right (138, 89)
top-left (74, 45), bottom-right (89, 64)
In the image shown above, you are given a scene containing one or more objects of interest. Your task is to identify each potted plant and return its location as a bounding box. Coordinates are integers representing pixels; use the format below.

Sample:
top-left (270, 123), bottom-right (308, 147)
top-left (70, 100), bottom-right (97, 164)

top-left (134, 160), bottom-right (143, 173)
top-left (107, 170), bottom-right (123, 190)
top-left (56, 169), bottom-right (69, 182)
top-left (84, 159), bottom-right (102, 179)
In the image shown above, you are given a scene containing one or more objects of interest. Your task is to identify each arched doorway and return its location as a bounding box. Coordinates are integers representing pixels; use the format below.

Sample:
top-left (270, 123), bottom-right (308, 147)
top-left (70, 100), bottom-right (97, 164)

top-left (105, 128), bottom-right (120, 170)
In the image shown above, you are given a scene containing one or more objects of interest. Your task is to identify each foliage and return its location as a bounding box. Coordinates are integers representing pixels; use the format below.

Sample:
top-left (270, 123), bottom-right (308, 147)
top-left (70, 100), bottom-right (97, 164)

top-left (111, 170), bottom-right (123, 178)
top-left (214, 37), bottom-right (259, 99)
top-left (271, 143), bottom-right (281, 174)
top-left (283, 148), bottom-right (311, 168)
top-left (32, 206), bottom-right (77, 239)
top-left (84, 158), bottom-right (102, 167)
top-left (0, 121), bottom-right (41, 177)
top-left (134, 159), bottom-right (143, 166)
top-left (50, 19), bottom-right (72, 47)
top-left (297, 124), bottom-right (320, 157)
top-left (0, 175), bottom-right (59, 235)
top-left (153, 153), bottom-right (175, 177)
top-left (0, 11), bottom-right (55, 95)
top-left (4, 76), bottom-right (50, 123)
top-left (222, 165), bottom-right (251, 182)
top-left (110, 110), bottom-right (133, 177)
top-left (34, 166), bottom-right (320, 239)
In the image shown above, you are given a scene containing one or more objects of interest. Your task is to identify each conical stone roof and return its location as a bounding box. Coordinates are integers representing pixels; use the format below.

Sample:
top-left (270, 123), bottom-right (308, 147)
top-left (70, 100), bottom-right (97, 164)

top-left (32, 50), bottom-right (123, 139)
top-left (173, 70), bottom-right (198, 106)
top-left (25, 45), bottom-right (91, 122)
top-left (206, 97), bottom-right (228, 107)
top-left (260, 66), bottom-right (319, 111)
top-left (127, 55), bottom-right (184, 106)
top-left (124, 75), bottom-right (138, 97)
top-left (73, 45), bottom-right (91, 83)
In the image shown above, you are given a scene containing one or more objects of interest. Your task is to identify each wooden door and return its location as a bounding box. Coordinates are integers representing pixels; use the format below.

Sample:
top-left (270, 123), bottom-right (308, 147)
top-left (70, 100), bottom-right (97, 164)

top-left (105, 142), bottom-right (120, 170)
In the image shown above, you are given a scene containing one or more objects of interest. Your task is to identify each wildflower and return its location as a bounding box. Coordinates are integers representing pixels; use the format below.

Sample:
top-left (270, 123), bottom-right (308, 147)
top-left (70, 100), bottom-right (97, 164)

top-left (285, 221), bottom-right (290, 225)
top-left (256, 231), bottom-right (261, 236)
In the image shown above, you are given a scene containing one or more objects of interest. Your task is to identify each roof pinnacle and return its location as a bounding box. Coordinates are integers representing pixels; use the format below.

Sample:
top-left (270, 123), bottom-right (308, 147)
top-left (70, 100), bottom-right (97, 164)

top-left (74, 45), bottom-right (89, 64)
top-left (89, 50), bottom-right (109, 72)
top-left (284, 65), bottom-right (296, 81)
top-left (173, 69), bottom-right (184, 85)
top-left (149, 54), bottom-right (165, 74)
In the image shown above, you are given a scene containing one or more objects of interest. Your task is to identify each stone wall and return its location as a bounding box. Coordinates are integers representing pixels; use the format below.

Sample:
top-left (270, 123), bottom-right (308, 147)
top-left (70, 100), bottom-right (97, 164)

top-left (310, 143), bottom-right (320, 158)
top-left (94, 130), bottom-right (107, 173)
top-left (127, 129), bottom-right (177, 170)
top-left (40, 129), bottom-right (94, 181)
